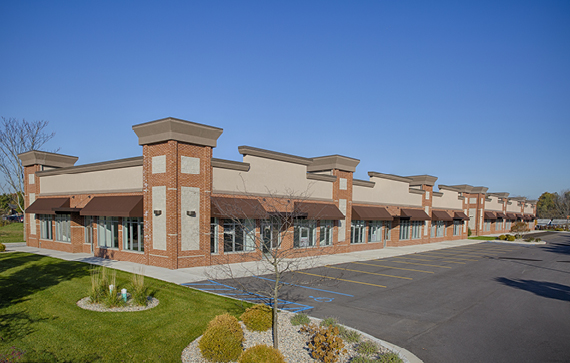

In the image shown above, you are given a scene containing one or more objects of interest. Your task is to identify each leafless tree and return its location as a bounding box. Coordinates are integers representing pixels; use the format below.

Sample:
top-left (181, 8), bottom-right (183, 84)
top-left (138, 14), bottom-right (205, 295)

top-left (0, 117), bottom-right (57, 213)
top-left (553, 189), bottom-right (570, 228)
top-left (207, 188), bottom-right (343, 350)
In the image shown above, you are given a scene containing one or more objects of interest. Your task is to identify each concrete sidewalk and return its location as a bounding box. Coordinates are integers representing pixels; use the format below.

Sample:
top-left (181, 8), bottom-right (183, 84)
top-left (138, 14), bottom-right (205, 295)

top-left (7, 238), bottom-right (483, 285)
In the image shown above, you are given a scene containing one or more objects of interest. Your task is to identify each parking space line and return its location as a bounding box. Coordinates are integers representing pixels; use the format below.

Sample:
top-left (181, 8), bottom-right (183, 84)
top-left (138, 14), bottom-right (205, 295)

top-left (442, 260), bottom-right (466, 264)
top-left (294, 271), bottom-right (387, 288)
top-left (253, 275), bottom-right (354, 297)
top-left (422, 250), bottom-right (492, 256)
top-left (324, 265), bottom-right (413, 280)
top-left (416, 254), bottom-right (478, 261)
top-left (391, 260), bottom-right (452, 268)
top-left (355, 261), bottom-right (435, 273)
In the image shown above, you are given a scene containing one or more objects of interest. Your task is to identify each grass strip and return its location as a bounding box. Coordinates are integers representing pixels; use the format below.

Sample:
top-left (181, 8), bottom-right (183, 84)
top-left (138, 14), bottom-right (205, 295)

top-left (0, 252), bottom-right (249, 362)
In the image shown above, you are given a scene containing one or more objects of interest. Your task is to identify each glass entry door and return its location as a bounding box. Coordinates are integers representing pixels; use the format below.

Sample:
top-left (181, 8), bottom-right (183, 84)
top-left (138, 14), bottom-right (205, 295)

top-left (261, 221), bottom-right (279, 253)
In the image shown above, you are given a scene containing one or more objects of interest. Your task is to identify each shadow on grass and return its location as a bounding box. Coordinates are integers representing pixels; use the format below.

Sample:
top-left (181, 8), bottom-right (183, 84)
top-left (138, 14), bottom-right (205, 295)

top-left (0, 253), bottom-right (44, 275)
top-left (0, 253), bottom-right (89, 309)
top-left (0, 311), bottom-right (51, 340)
top-left (496, 277), bottom-right (570, 302)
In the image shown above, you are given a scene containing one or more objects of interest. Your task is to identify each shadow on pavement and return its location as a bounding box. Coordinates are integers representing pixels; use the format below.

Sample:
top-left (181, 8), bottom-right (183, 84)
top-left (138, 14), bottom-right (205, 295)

top-left (496, 277), bottom-right (570, 302)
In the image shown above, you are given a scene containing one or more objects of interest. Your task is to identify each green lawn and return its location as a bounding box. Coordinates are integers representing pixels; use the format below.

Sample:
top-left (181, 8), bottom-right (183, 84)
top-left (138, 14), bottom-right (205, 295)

top-left (0, 222), bottom-right (23, 243)
top-left (0, 252), bottom-right (248, 362)
top-left (468, 236), bottom-right (497, 240)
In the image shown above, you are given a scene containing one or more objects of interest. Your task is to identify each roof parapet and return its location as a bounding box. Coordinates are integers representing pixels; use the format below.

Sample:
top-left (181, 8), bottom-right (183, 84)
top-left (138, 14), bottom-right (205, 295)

top-left (368, 172), bottom-right (413, 183)
top-left (18, 150), bottom-right (78, 168)
top-left (406, 175), bottom-right (438, 187)
top-left (238, 146), bottom-right (313, 166)
top-left (307, 155), bottom-right (360, 173)
top-left (487, 192), bottom-right (510, 198)
top-left (132, 117), bottom-right (223, 147)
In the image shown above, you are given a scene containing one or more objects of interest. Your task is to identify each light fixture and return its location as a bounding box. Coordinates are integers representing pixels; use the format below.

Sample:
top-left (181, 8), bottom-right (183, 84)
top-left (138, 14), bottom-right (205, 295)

top-left (187, 210), bottom-right (196, 217)
top-left (154, 210), bottom-right (162, 216)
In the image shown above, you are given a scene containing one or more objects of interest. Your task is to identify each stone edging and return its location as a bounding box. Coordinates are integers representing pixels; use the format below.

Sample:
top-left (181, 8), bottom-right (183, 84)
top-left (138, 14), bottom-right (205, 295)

top-left (76, 296), bottom-right (159, 312)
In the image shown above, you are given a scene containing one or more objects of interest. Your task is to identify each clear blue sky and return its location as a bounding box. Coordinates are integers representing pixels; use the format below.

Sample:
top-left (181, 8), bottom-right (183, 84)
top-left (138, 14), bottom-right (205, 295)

top-left (1, 1), bottom-right (569, 200)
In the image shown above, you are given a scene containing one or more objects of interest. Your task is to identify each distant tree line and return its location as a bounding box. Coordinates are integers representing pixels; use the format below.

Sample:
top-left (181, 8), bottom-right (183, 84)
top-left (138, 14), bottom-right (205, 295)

top-left (537, 190), bottom-right (570, 219)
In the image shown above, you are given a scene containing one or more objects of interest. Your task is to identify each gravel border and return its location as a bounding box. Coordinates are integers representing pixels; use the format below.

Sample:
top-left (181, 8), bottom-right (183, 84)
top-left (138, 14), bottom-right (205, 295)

top-left (76, 296), bottom-right (159, 312)
top-left (181, 310), bottom-right (399, 363)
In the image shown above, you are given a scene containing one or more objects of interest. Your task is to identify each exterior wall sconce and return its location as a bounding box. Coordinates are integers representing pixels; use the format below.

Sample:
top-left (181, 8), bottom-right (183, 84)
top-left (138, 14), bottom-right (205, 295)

top-left (187, 210), bottom-right (196, 217)
top-left (154, 210), bottom-right (162, 216)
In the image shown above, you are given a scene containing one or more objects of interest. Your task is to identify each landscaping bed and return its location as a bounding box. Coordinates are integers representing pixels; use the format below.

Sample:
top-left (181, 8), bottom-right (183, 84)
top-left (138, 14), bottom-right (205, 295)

top-left (0, 252), bottom-right (247, 362)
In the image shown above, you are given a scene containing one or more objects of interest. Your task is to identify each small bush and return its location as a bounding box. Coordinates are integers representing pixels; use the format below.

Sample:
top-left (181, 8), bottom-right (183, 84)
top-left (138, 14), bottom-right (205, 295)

top-left (339, 328), bottom-right (361, 343)
top-left (320, 317), bottom-right (339, 328)
top-left (291, 313), bottom-right (311, 326)
top-left (536, 238), bottom-right (541, 242)
top-left (507, 235), bottom-right (516, 241)
top-left (0, 243), bottom-right (5, 252)
top-left (378, 352), bottom-right (403, 363)
top-left (130, 271), bottom-right (148, 306)
top-left (351, 357), bottom-right (377, 363)
top-left (240, 304), bottom-right (272, 332)
top-left (468, 227), bottom-right (472, 237)
top-left (301, 323), bottom-right (347, 363)
top-left (498, 235), bottom-right (507, 240)
top-left (199, 313), bottom-right (244, 362)
top-left (356, 341), bottom-right (378, 356)
top-left (238, 344), bottom-right (285, 363)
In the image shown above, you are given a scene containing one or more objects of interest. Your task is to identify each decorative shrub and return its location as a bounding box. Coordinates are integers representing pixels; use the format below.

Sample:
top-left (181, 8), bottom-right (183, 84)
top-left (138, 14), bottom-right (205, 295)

top-left (468, 227), bottom-right (472, 237)
top-left (339, 328), bottom-right (361, 343)
top-left (199, 313), bottom-right (244, 362)
top-left (130, 271), bottom-right (148, 306)
top-left (320, 317), bottom-right (339, 328)
top-left (0, 243), bottom-right (6, 252)
top-left (350, 357), bottom-right (376, 363)
top-left (89, 266), bottom-right (108, 304)
top-left (536, 238), bottom-right (541, 242)
top-left (378, 352), bottom-right (404, 363)
top-left (356, 341), bottom-right (378, 356)
top-left (507, 235), bottom-right (516, 241)
top-left (301, 323), bottom-right (347, 363)
top-left (240, 304), bottom-right (272, 332)
top-left (291, 313), bottom-right (311, 326)
top-left (238, 344), bottom-right (285, 363)
top-left (498, 235), bottom-right (507, 240)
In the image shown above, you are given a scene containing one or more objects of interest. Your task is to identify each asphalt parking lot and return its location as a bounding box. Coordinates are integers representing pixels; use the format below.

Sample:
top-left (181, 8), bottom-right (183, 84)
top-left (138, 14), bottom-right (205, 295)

top-left (187, 232), bottom-right (570, 363)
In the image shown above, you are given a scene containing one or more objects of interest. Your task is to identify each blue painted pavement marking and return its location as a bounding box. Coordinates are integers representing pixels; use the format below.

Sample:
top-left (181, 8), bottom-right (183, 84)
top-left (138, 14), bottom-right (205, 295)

top-left (252, 275), bottom-right (354, 297)
top-left (182, 280), bottom-right (313, 313)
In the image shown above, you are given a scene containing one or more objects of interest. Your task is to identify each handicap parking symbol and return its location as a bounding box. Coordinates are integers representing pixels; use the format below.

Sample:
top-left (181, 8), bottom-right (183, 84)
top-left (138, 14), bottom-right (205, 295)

top-left (308, 296), bottom-right (334, 302)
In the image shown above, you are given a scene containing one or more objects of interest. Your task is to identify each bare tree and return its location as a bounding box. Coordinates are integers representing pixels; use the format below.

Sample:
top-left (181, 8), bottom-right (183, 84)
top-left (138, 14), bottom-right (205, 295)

top-left (553, 190), bottom-right (570, 219)
top-left (0, 117), bottom-right (57, 213)
top-left (208, 188), bottom-right (343, 350)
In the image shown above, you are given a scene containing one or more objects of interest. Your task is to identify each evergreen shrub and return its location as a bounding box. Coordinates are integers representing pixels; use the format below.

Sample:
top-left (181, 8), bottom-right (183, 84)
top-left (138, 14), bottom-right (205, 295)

top-left (238, 344), bottom-right (285, 363)
top-left (199, 313), bottom-right (244, 362)
top-left (240, 304), bottom-right (272, 332)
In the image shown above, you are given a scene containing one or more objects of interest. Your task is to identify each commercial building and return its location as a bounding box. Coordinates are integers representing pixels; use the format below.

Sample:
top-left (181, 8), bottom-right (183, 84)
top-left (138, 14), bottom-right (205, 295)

top-left (19, 117), bottom-right (537, 269)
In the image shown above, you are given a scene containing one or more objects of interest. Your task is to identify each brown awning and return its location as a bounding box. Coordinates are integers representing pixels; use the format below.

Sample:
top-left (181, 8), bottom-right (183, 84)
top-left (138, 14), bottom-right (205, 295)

top-left (432, 210), bottom-right (453, 221)
top-left (484, 211), bottom-right (497, 220)
top-left (516, 213), bottom-right (523, 220)
top-left (523, 215), bottom-right (533, 221)
top-left (295, 202), bottom-right (345, 220)
top-left (211, 197), bottom-right (268, 219)
top-left (80, 195), bottom-right (143, 217)
top-left (25, 197), bottom-right (73, 215)
top-left (506, 213), bottom-right (517, 220)
top-left (351, 205), bottom-right (392, 221)
top-left (496, 212), bottom-right (506, 219)
top-left (454, 211), bottom-right (470, 220)
top-left (400, 208), bottom-right (430, 221)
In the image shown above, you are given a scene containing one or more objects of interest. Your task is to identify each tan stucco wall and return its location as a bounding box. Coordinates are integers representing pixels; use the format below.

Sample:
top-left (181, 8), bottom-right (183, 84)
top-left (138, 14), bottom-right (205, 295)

top-left (432, 190), bottom-right (462, 209)
top-left (485, 197), bottom-right (503, 211)
top-left (39, 166), bottom-right (143, 195)
top-left (506, 201), bottom-right (521, 213)
top-left (524, 205), bottom-right (534, 214)
top-left (352, 176), bottom-right (422, 206)
top-left (213, 155), bottom-right (332, 199)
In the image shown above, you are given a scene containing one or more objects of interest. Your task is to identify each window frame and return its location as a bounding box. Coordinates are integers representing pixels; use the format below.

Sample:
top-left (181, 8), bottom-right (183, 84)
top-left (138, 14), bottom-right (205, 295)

top-left (98, 216), bottom-right (119, 249)
top-left (55, 213), bottom-right (71, 242)
top-left (319, 220), bottom-right (334, 246)
top-left (123, 217), bottom-right (144, 252)
top-left (350, 220), bottom-right (366, 244)
top-left (399, 219), bottom-right (410, 240)
top-left (368, 221), bottom-right (383, 243)
top-left (40, 214), bottom-right (53, 240)
top-left (294, 219), bottom-right (316, 248)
